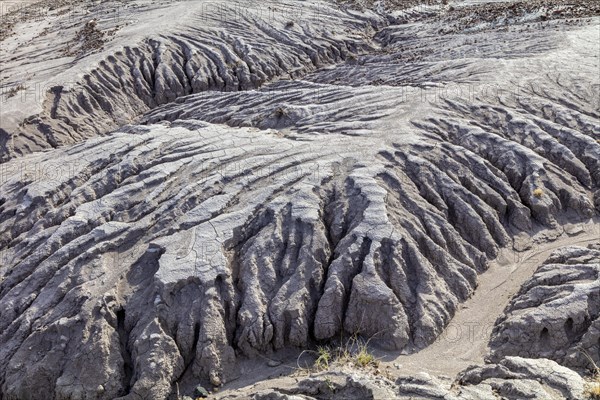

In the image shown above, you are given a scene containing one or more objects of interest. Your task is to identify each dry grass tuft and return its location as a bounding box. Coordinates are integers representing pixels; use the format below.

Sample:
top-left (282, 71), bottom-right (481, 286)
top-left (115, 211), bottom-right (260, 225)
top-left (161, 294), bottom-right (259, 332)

top-left (585, 373), bottom-right (600, 399)
top-left (301, 334), bottom-right (379, 372)
top-left (582, 350), bottom-right (600, 399)
top-left (533, 188), bottom-right (544, 198)
top-left (354, 347), bottom-right (377, 368)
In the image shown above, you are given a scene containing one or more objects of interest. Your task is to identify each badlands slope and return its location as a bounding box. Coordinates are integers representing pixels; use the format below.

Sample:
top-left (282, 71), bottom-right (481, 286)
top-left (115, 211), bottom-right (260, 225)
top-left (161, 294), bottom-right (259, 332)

top-left (0, 0), bottom-right (599, 399)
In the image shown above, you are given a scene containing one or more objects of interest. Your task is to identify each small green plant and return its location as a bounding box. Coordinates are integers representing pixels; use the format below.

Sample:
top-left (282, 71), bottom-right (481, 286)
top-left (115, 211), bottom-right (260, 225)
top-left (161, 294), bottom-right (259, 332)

top-left (315, 346), bottom-right (331, 370)
top-left (355, 346), bottom-right (377, 368)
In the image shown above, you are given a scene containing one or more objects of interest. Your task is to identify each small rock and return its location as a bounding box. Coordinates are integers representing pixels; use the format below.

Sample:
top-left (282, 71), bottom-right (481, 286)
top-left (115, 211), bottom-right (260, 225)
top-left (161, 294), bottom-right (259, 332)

top-left (194, 385), bottom-right (209, 398)
top-left (268, 359), bottom-right (282, 367)
top-left (210, 373), bottom-right (222, 387)
top-left (513, 233), bottom-right (533, 252)
top-left (96, 385), bottom-right (105, 394)
top-left (563, 224), bottom-right (584, 236)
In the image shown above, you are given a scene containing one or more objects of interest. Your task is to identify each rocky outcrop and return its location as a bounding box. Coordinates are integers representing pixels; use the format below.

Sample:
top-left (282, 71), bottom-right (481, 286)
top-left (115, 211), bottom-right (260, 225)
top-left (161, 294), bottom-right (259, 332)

top-left (212, 357), bottom-right (588, 399)
top-left (455, 356), bottom-right (587, 400)
top-left (0, 123), bottom-right (493, 398)
top-left (488, 245), bottom-right (600, 370)
top-left (252, 371), bottom-right (398, 400)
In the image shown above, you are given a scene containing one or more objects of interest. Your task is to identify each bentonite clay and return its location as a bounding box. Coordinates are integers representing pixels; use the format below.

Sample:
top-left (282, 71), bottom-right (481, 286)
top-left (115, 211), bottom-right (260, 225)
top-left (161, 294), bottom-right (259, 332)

top-left (0, 1), bottom-right (599, 399)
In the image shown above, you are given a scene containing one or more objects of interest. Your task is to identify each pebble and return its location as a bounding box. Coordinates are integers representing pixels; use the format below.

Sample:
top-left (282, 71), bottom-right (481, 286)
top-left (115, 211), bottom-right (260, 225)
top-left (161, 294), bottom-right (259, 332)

top-left (268, 359), bottom-right (282, 367)
top-left (194, 384), bottom-right (209, 398)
